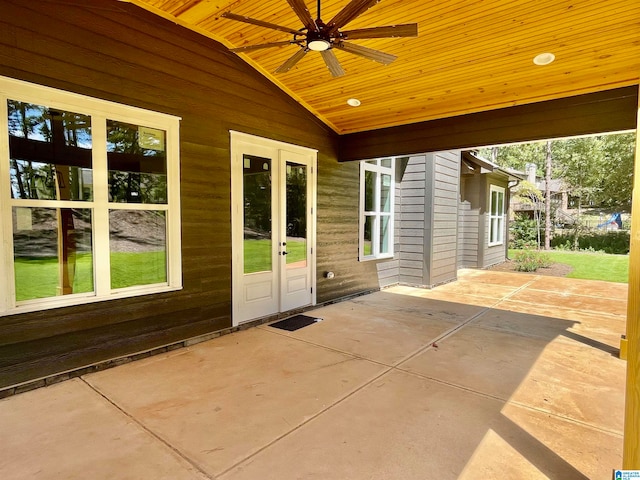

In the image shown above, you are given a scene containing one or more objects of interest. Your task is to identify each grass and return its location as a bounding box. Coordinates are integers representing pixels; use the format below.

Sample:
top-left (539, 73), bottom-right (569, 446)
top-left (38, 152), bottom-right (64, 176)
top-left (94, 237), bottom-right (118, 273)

top-left (16, 239), bottom-right (307, 300)
top-left (510, 249), bottom-right (629, 283)
top-left (244, 239), bottom-right (306, 274)
top-left (15, 251), bottom-right (167, 301)
top-left (15, 253), bottom-right (95, 301)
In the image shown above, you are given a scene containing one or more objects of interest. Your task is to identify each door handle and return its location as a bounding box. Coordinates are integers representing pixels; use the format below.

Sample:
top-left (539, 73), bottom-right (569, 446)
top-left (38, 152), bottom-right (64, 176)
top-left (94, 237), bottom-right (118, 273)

top-left (281, 251), bottom-right (288, 255)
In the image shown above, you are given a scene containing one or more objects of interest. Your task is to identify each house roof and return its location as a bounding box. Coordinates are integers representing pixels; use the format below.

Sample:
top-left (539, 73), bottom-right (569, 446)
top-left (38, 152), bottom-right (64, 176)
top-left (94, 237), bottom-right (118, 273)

top-left (462, 151), bottom-right (524, 181)
top-left (123, 0), bottom-right (639, 135)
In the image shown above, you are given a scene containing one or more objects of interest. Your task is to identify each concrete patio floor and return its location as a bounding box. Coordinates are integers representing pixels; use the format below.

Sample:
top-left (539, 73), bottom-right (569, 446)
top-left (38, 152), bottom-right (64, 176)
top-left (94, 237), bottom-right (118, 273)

top-left (0, 269), bottom-right (628, 479)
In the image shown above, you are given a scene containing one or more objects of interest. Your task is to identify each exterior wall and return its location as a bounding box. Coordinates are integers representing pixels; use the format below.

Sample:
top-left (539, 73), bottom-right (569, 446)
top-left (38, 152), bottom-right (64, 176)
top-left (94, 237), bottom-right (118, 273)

top-left (395, 152), bottom-right (459, 288)
top-left (457, 176), bottom-right (481, 268)
top-left (0, 0), bottom-right (380, 388)
top-left (397, 155), bottom-right (427, 285)
top-left (458, 172), bottom-right (511, 269)
top-left (428, 151), bottom-right (461, 285)
top-left (375, 158), bottom-right (406, 287)
top-left (482, 174), bottom-right (512, 268)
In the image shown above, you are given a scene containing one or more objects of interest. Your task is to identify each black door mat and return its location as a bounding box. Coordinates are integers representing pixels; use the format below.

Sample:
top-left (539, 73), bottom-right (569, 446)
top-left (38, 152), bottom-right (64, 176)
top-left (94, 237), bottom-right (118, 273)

top-left (269, 315), bottom-right (323, 331)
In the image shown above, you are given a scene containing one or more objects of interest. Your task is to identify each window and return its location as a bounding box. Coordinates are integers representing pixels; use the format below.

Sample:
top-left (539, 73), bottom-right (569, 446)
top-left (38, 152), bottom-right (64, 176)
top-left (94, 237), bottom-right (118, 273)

top-left (489, 185), bottom-right (505, 246)
top-left (359, 158), bottom-right (394, 260)
top-left (0, 76), bottom-right (181, 315)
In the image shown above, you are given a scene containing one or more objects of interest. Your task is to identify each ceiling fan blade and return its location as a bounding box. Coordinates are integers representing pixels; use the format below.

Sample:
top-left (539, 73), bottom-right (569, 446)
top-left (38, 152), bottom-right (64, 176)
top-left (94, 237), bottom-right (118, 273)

top-left (328, 0), bottom-right (380, 32)
top-left (320, 49), bottom-right (346, 77)
top-left (221, 12), bottom-right (301, 36)
top-left (275, 48), bottom-right (309, 73)
top-left (286, 0), bottom-right (318, 31)
top-left (230, 41), bottom-right (299, 53)
top-left (341, 23), bottom-right (418, 40)
top-left (334, 41), bottom-right (397, 65)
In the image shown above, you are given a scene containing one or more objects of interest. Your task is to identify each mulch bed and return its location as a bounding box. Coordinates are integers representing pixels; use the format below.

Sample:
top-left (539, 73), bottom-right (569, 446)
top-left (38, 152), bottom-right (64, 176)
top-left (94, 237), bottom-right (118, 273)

top-left (487, 260), bottom-right (574, 277)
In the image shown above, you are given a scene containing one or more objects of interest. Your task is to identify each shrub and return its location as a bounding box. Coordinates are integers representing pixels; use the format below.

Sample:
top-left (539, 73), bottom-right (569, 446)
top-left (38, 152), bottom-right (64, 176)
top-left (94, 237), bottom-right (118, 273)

top-left (550, 231), bottom-right (630, 254)
top-left (513, 249), bottom-right (551, 272)
top-left (510, 214), bottom-right (539, 249)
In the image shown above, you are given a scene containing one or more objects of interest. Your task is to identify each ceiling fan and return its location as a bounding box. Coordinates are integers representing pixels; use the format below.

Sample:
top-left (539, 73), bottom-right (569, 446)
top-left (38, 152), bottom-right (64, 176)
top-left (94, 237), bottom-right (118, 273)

top-left (222, 0), bottom-right (418, 77)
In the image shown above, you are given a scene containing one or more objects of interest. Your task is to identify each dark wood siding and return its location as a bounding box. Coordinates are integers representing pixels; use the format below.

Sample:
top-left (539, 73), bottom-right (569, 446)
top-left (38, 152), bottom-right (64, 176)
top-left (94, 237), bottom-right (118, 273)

top-left (338, 87), bottom-right (639, 162)
top-left (0, 0), bottom-right (375, 388)
top-left (315, 156), bottom-right (382, 303)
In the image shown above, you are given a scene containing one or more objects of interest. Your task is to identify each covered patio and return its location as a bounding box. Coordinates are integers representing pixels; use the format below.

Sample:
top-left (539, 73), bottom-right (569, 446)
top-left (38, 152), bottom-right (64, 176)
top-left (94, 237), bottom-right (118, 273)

top-left (0, 269), bottom-right (627, 479)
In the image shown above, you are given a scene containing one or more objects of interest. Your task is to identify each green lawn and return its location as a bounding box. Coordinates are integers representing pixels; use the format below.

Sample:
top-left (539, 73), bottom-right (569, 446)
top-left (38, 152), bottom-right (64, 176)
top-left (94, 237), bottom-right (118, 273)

top-left (244, 239), bottom-right (306, 273)
top-left (16, 240), bottom-right (306, 301)
top-left (14, 251), bottom-right (167, 301)
top-left (510, 249), bottom-right (629, 283)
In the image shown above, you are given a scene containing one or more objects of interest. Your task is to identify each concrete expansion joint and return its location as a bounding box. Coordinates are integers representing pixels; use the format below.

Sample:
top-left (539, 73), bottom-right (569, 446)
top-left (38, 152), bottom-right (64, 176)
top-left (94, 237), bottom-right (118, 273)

top-left (507, 399), bottom-right (625, 438)
top-left (215, 365), bottom-right (396, 478)
top-left (80, 377), bottom-right (216, 480)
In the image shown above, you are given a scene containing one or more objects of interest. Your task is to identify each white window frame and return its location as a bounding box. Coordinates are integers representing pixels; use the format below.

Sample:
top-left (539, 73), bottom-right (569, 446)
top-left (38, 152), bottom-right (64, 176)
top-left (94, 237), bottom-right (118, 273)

top-left (359, 158), bottom-right (395, 261)
top-left (0, 76), bottom-right (182, 316)
top-left (488, 184), bottom-right (505, 246)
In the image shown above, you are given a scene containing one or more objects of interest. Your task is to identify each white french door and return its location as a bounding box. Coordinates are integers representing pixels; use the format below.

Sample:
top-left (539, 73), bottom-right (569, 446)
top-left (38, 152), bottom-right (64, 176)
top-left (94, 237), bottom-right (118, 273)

top-left (230, 132), bottom-right (316, 324)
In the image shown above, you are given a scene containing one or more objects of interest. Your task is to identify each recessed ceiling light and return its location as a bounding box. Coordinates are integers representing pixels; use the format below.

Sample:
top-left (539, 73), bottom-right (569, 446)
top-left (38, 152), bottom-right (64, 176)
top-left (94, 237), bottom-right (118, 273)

top-left (347, 98), bottom-right (361, 107)
top-left (533, 52), bottom-right (555, 66)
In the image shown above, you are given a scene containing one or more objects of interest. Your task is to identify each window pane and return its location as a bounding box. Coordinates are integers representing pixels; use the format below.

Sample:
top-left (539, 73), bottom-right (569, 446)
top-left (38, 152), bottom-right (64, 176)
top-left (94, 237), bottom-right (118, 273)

top-left (380, 215), bottom-right (391, 254)
top-left (13, 207), bottom-right (93, 301)
top-left (364, 170), bottom-right (375, 212)
top-left (490, 218), bottom-right (496, 243)
top-left (497, 191), bottom-right (504, 214)
top-left (363, 216), bottom-right (373, 256)
top-left (380, 158), bottom-right (392, 168)
top-left (107, 120), bottom-right (167, 204)
top-left (8, 101), bottom-right (92, 201)
top-left (286, 162), bottom-right (307, 268)
top-left (380, 174), bottom-right (392, 213)
top-left (243, 155), bottom-right (272, 274)
top-left (110, 210), bottom-right (166, 288)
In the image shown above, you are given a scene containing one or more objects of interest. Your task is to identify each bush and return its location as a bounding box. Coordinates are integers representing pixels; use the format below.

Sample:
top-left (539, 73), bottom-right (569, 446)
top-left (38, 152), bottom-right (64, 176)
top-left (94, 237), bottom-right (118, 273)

top-left (513, 249), bottom-right (552, 272)
top-left (510, 214), bottom-right (539, 249)
top-left (550, 231), bottom-right (630, 254)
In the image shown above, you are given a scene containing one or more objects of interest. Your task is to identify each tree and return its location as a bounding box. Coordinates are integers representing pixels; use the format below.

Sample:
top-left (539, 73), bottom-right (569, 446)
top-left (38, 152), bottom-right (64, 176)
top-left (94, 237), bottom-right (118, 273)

top-left (597, 132), bottom-right (636, 209)
top-left (477, 142), bottom-right (547, 171)
top-left (512, 180), bottom-right (544, 248)
top-left (544, 141), bottom-right (552, 250)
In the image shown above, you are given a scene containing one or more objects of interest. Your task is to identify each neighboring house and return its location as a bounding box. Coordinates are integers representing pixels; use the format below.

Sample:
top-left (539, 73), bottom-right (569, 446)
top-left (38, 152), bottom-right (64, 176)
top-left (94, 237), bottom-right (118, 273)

top-left (0, 1), bottom-right (635, 390)
top-left (511, 163), bottom-right (574, 225)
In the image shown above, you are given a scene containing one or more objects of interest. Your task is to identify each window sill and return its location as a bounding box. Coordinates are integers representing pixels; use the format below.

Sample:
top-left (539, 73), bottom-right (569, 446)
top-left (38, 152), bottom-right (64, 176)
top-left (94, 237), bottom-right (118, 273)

top-left (359, 254), bottom-right (395, 262)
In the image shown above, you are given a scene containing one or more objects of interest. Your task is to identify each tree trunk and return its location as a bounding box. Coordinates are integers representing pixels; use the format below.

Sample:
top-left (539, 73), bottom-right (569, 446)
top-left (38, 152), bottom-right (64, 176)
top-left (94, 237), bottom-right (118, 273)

top-left (544, 141), bottom-right (552, 250)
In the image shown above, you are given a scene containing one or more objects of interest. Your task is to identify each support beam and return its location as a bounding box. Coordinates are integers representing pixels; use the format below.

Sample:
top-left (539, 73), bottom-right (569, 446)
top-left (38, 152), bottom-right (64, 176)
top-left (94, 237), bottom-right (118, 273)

top-left (623, 85), bottom-right (640, 469)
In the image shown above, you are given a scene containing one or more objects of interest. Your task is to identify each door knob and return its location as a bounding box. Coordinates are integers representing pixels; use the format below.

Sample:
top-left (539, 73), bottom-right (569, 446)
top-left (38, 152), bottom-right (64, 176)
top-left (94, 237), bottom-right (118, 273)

top-left (282, 251), bottom-right (288, 255)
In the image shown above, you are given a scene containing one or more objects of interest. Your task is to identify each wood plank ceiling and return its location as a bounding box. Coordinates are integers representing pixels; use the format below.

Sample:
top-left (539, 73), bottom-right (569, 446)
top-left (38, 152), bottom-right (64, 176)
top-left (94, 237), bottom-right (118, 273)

top-left (124, 0), bottom-right (640, 134)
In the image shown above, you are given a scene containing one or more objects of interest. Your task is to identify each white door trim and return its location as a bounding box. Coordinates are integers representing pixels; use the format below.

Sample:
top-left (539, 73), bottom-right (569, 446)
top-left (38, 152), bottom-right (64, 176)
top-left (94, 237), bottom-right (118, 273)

top-left (230, 131), bottom-right (317, 325)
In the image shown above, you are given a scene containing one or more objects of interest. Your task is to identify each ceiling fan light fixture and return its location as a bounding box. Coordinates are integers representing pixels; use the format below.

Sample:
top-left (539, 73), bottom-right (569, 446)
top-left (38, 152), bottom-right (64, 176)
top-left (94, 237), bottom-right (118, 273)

top-left (533, 52), bottom-right (555, 65)
top-left (308, 39), bottom-right (331, 51)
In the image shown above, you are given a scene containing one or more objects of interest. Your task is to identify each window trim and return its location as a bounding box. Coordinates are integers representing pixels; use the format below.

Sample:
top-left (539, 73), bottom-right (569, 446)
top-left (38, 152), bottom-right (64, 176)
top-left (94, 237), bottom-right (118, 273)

top-left (359, 158), bottom-right (395, 261)
top-left (0, 76), bottom-right (182, 316)
top-left (488, 184), bottom-right (506, 247)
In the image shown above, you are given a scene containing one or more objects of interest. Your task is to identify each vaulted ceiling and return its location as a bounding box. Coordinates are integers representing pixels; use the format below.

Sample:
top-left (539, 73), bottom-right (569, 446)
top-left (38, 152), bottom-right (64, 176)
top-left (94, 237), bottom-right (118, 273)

top-left (125, 0), bottom-right (639, 134)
